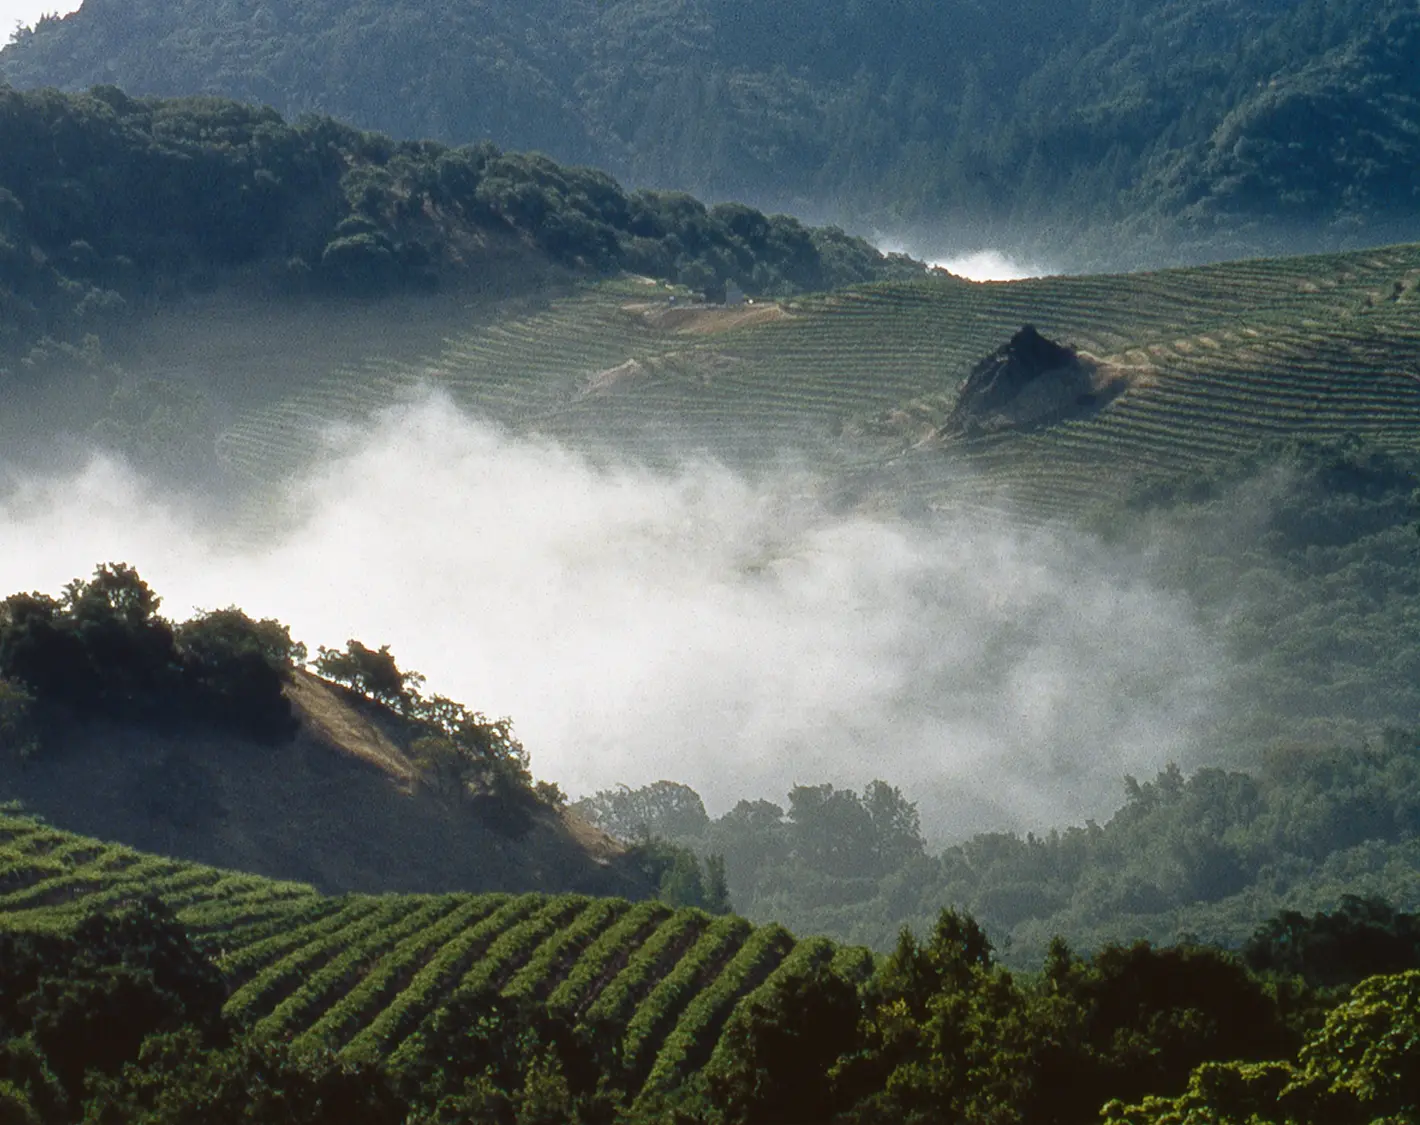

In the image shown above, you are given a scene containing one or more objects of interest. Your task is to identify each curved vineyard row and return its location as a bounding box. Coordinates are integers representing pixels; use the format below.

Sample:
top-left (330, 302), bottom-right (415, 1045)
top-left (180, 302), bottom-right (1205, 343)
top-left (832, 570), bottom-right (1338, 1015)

top-left (0, 814), bottom-right (883, 1100)
top-left (199, 240), bottom-right (1420, 537)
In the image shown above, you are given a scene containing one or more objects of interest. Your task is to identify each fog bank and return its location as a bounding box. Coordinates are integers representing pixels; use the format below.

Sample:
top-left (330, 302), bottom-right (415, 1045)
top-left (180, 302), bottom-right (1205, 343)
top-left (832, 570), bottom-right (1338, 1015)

top-left (1, 391), bottom-right (1224, 837)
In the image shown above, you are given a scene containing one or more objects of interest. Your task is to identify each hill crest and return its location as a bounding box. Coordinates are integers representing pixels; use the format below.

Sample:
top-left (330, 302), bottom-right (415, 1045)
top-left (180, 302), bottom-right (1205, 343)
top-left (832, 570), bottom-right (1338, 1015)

top-left (0, 668), bottom-right (647, 900)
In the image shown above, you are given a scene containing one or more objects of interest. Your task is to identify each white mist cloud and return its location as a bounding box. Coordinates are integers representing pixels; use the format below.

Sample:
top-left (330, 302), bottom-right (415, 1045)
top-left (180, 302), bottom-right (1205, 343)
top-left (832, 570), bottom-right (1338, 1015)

top-left (873, 235), bottom-right (1055, 282)
top-left (931, 249), bottom-right (1053, 282)
top-left (1, 391), bottom-right (1223, 838)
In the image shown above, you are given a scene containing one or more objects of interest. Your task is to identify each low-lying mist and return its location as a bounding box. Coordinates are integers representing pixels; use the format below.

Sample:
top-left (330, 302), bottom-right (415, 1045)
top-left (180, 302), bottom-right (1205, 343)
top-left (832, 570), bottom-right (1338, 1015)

top-left (929, 249), bottom-right (1056, 282)
top-left (2, 390), bottom-right (1226, 839)
top-left (870, 228), bottom-right (1061, 281)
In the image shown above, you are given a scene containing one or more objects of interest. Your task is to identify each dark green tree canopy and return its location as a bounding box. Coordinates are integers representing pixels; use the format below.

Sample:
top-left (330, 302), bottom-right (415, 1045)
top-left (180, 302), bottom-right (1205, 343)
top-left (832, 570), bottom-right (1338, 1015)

top-left (4, 0), bottom-right (1419, 266)
top-left (0, 85), bottom-right (924, 382)
top-left (0, 564), bottom-right (301, 741)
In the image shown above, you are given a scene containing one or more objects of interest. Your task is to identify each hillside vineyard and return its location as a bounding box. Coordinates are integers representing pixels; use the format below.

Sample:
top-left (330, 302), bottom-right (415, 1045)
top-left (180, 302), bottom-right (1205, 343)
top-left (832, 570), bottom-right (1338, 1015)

top-left (214, 247), bottom-right (1420, 524)
top-left (0, 812), bottom-right (870, 1107)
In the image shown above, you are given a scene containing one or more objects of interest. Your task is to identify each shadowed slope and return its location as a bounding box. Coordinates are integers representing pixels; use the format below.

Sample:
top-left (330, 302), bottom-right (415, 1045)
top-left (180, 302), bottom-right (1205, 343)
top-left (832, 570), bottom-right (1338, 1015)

top-left (0, 671), bottom-right (648, 900)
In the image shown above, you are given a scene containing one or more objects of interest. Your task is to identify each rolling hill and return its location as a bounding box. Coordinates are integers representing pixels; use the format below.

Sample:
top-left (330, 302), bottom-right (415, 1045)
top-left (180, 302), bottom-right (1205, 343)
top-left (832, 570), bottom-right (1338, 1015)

top-left (181, 243), bottom-right (1420, 524)
top-left (0, 668), bottom-right (653, 901)
top-left (0, 809), bottom-right (871, 1106)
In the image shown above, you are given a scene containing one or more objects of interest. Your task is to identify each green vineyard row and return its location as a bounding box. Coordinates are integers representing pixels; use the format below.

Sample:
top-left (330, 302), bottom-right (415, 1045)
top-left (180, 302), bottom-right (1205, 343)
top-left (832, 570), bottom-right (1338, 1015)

top-left (207, 242), bottom-right (1420, 530)
top-left (0, 812), bottom-right (861, 1099)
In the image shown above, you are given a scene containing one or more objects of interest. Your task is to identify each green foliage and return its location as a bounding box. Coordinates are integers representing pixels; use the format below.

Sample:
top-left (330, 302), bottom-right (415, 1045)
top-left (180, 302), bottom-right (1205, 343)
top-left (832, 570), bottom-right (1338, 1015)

top-left (308, 640), bottom-right (548, 815)
top-left (314, 639), bottom-right (421, 709)
top-left (501, 898), bottom-right (629, 1005)
top-left (0, 896), bottom-right (228, 1106)
top-left (406, 694), bottom-right (535, 812)
top-left (543, 900), bottom-right (673, 1020)
top-left (625, 840), bottom-right (733, 913)
top-left (83, 1029), bottom-right (406, 1125)
top-left (5, 0), bottom-right (1418, 267)
top-left (1104, 970), bottom-right (1420, 1124)
top-left (574, 781), bottom-right (710, 843)
top-left (1290, 969), bottom-right (1420, 1123)
top-left (0, 565), bottom-right (298, 742)
top-left (0, 680), bottom-right (36, 761)
top-left (639, 922), bottom-right (795, 1097)
top-left (1039, 940), bottom-right (1292, 1121)
top-left (580, 780), bottom-right (925, 928)
top-left (582, 436), bottom-right (1420, 964)
top-left (0, 85), bottom-right (923, 381)
top-left (8, 812), bottom-right (1420, 1125)
top-left (174, 607), bottom-right (304, 740)
top-left (1097, 435), bottom-right (1420, 752)
top-left (703, 954), bottom-right (862, 1125)
top-left (619, 916), bottom-right (751, 1084)
top-left (0, 1080), bottom-right (38, 1125)
top-left (1244, 895), bottom-right (1420, 990)
top-left (346, 894), bottom-right (524, 1066)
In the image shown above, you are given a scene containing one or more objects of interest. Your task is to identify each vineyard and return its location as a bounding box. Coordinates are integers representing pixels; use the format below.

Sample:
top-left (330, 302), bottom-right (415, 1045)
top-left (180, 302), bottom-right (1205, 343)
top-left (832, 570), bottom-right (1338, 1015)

top-left (0, 810), bottom-right (864, 1102)
top-left (207, 244), bottom-right (1420, 523)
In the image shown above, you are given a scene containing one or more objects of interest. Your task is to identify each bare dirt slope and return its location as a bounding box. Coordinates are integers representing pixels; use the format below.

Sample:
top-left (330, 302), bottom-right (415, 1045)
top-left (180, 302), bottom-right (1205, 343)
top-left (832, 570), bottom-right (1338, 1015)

top-left (0, 672), bottom-right (649, 900)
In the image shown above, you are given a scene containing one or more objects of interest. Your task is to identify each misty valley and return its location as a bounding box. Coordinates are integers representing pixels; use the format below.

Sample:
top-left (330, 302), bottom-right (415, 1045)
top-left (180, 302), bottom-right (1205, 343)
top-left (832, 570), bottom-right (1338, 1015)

top-left (4, 6), bottom-right (1420, 1122)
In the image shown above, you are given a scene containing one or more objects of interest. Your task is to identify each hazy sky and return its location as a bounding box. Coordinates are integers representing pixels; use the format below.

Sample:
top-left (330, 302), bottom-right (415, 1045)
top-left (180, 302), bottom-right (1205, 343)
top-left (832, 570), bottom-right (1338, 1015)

top-left (2, 0), bottom-right (78, 36)
top-left (0, 389), bottom-right (1225, 839)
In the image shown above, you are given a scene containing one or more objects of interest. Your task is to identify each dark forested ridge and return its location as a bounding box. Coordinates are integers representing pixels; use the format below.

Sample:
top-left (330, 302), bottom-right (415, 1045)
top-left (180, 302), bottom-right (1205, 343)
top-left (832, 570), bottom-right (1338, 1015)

top-left (4, 0), bottom-right (1419, 267)
top-left (0, 85), bottom-right (922, 384)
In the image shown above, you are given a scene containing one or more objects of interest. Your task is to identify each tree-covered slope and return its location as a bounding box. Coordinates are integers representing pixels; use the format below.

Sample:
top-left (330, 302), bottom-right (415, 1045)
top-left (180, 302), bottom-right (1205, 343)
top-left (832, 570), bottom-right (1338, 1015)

top-left (0, 86), bottom-right (922, 384)
top-left (4, 0), bottom-right (1419, 265)
top-left (581, 726), bottom-right (1420, 965)
top-left (569, 432), bottom-right (1420, 961)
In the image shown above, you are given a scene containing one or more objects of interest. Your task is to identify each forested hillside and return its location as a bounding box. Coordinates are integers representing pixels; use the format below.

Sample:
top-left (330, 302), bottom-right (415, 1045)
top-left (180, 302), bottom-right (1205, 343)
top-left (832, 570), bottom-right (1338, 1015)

top-left (4, 0), bottom-right (1419, 266)
top-left (0, 86), bottom-right (921, 384)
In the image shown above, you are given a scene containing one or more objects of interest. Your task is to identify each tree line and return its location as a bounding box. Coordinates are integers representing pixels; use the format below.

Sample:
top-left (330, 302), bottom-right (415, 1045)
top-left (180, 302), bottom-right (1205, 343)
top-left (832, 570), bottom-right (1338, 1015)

top-left (0, 565), bottom-right (561, 827)
top-left (569, 436), bottom-right (1420, 956)
top-left (577, 725), bottom-right (1420, 967)
top-left (0, 85), bottom-right (924, 384)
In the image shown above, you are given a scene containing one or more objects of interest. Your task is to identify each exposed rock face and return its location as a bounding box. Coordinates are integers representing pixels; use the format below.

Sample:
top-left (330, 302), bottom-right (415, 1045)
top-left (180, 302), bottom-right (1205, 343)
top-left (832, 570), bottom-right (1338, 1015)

top-left (947, 325), bottom-right (1113, 435)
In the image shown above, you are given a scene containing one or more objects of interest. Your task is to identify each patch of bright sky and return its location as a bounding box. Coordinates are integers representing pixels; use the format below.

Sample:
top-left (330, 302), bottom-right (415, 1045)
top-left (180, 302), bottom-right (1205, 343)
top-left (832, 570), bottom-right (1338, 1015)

top-left (3, 0), bottom-right (79, 39)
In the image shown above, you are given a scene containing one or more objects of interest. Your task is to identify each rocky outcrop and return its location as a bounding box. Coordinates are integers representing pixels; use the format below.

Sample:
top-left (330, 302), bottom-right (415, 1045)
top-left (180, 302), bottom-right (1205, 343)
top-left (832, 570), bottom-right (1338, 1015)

top-left (946, 325), bottom-right (1122, 436)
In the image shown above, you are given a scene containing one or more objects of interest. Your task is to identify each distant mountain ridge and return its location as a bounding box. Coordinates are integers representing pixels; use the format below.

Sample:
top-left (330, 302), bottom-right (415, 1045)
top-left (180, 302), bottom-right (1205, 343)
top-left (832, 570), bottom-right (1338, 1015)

top-left (4, 0), bottom-right (1419, 266)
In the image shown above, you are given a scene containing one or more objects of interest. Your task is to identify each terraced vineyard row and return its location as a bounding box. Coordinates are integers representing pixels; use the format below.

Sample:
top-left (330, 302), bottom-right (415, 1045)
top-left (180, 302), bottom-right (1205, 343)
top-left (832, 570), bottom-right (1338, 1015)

top-left (212, 242), bottom-right (1420, 528)
top-left (0, 812), bottom-right (865, 1097)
